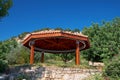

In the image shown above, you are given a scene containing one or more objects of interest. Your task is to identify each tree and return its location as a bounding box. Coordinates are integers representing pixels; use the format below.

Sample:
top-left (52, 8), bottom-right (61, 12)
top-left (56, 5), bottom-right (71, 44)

top-left (72, 28), bottom-right (80, 32)
top-left (64, 28), bottom-right (72, 31)
top-left (18, 32), bottom-right (30, 39)
top-left (0, 38), bottom-right (17, 60)
top-left (0, 59), bottom-right (9, 73)
top-left (58, 53), bottom-right (74, 63)
top-left (82, 17), bottom-right (120, 62)
top-left (54, 27), bottom-right (63, 30)
top-left (0, 0), bottom-right (12, 18)
top-left (104, 53), bottom-right (120, 80)
top-left (6, 45), bottom-right (30, 64)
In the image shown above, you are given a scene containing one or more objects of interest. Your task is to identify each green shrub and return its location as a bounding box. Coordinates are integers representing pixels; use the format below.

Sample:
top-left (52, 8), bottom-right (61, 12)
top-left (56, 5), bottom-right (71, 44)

top-left (85, 73), bottom-right (104, 80)
top-left (15, 73), bottom-right (30, 80)
top-left (0, 59), bottom-right (9, 73)
top-left (103, 54), bottom-right (120, 80)
top-left (6, 46), bottom-right (29, 65)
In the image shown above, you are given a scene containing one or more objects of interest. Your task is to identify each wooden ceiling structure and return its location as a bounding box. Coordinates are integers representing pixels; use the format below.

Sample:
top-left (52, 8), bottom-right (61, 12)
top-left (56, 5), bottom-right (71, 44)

top-left (22, 30), bottom-right (90, 65)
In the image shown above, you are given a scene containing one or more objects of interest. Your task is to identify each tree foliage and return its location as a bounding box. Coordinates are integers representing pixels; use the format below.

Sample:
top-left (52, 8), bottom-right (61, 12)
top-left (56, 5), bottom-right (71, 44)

top-left (0, 59), bottom-right (9, 73)
top-left (6, 45), bottom-right (30, 64)
top-left (0, 0), bottom-right (12, 18)
top-left (54, 27), bottom-right (63, 30)
top-left (58, 53), bottom-right (75, 63)
top-left (82, 17), bottom-right (120, 62)
top-left (72, 28), bottom-right (80, 32)
top-left (103, 54), bottom-right (120, 80)
top-left (0, 38), bottom-right (17, 60)
top-left (18, 32), bottom-right (30, 39)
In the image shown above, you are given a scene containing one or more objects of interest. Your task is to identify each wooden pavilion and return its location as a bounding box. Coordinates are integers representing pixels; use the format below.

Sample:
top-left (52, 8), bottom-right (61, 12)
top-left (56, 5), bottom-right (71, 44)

top-left (22, 30), bottom-right (90, 65)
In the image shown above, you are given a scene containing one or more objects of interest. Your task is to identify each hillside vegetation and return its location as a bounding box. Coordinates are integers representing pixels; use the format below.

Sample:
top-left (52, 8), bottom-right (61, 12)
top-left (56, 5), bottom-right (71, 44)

top-left (82, 17), bottom-right (120, 62)
top-left (0, 18), bottom-right (120, 79)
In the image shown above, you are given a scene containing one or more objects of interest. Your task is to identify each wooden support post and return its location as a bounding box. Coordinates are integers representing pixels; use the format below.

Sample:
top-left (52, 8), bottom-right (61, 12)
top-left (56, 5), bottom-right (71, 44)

top-left (30, 41), bottom-right (35, 64)
top-left (76, 41), bottom-right (80, 65)
top-left (41, 52), bottom-right (44, 63)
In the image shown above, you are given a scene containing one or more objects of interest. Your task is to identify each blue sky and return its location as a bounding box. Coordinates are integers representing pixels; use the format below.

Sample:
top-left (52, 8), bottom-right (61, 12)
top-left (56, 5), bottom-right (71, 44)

top-left (0, 0), bottom-right (120, 41)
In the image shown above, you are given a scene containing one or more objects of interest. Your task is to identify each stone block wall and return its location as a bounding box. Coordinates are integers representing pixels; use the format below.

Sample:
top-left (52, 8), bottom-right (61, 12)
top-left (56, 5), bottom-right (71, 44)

top-left (0, 66), bottom-right (101, 80)
top-left (32, 67), bottom-right (100, 80)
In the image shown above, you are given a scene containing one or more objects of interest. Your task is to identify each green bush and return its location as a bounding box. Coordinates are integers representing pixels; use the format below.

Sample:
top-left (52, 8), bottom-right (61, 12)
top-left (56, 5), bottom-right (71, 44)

top-left (103, 54), bottom-right (120, 80)
top-left (0, 59), bottom-right (9, 73)
top-left (85, 73), bottom-right (104, 80)
top-left (6, 46), bottom-right (29, 65)
top-left (58, 53), bottom-right (75, 63)
top-left (15, 73), bottom-right (30, 80)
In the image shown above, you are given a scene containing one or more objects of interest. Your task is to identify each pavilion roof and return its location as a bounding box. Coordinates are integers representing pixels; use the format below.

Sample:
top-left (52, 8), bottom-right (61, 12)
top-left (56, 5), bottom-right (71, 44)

top-left (23, 30), bottom-right (87, 40)
top-left (22, 30), bottom-right (90, 53)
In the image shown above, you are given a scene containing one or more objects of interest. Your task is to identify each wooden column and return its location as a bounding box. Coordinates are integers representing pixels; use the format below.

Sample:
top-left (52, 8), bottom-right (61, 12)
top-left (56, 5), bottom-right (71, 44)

top-left (76, 41), bottom-right (80, 65)
top-left (30, 42), bottom-right (35, 64)
top-left (41, 52), bottom-right (44, 63)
